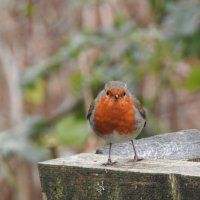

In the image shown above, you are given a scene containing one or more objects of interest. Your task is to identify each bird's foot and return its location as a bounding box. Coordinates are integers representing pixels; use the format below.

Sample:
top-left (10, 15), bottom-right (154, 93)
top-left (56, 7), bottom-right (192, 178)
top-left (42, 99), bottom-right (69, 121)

top-left (128, 155), bottom-right (143, 162)
top-left (102, 159), bottom-right (117, 166)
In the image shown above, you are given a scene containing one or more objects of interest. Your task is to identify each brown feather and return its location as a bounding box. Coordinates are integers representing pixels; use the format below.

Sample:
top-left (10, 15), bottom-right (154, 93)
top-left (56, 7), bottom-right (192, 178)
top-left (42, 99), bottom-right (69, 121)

top-left (134, 98), bottom-right (147, 127)
top-left (87, 101), bottom-right (95, 120)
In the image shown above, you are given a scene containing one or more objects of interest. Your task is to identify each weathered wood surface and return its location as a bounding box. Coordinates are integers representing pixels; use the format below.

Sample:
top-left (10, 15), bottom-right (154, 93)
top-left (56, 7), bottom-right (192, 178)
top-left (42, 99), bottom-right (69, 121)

top-left (96, 129), bottom-right (200, 161)
top-left (39, 129), bottom-right (200, 200)
top-left (39, 153), bottom-right (200, 200)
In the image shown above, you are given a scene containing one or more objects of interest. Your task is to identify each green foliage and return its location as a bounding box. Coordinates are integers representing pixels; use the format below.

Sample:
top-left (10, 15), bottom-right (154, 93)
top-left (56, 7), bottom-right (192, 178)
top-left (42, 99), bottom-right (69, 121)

top-left (164, 2), bottom-right (200, 37)
top-left (52, 115), bottom-right (89, 147)
top-left (20, 50), bottom-right (67, 89)
top-left (181, 66), bottom-right (200, 91)
top-left (70, 71), bottom-right (84, 93)
top-left (183, 31), bottom-right (200, 56)
top-left (24, 78), bottom-right (46, 104)
top-left (149, 0), bottom-right (177, 21)
top-left (163, 1), bottom-right (200, 56)
top-left (23, 2), bottom-right (34, 17)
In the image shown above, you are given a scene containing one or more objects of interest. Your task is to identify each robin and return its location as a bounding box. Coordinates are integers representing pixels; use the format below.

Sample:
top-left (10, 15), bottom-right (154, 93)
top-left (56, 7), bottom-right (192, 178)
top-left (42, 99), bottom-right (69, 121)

top-left (87, 81), bottom-right (146, 165)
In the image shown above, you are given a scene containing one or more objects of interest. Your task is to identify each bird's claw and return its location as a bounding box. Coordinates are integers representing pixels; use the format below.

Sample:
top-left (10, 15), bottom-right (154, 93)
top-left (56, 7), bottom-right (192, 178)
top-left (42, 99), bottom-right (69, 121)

top-left (102, 159), bottom-right (117, 166)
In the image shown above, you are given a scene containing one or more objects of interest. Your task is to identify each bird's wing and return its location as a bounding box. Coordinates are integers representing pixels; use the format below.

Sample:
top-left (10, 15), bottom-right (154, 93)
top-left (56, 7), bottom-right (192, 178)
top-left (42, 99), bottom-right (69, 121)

top-left (87, 100), bottom-right (95, 120)
top-left (87, 90), bottom-right (104, 120)
top-left (134, 98), bottom-right (147, 126)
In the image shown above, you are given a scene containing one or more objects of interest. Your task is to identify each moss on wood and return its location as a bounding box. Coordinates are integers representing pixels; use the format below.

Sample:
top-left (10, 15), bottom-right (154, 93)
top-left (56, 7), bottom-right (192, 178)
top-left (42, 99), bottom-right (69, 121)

top-left (38, 153), bottom-right (200, 200)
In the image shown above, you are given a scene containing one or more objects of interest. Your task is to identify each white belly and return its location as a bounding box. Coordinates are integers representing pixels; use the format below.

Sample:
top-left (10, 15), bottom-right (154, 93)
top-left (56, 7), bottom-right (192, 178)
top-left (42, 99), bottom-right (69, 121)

top-left (99, 128), bottom-right (143, 143)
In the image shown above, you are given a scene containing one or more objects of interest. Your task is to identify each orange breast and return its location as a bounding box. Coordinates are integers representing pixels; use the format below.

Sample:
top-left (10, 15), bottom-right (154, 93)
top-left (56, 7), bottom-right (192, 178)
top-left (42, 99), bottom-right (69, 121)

top-left (94, 96), bottom-right (135, 135)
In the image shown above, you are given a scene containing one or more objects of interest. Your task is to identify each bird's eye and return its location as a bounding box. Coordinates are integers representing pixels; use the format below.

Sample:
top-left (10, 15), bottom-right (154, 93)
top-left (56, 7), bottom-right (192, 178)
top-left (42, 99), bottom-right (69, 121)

top-left (123, 92), bottom-right (126, 96)
top-left (106, 91), bottom-right (109, 96)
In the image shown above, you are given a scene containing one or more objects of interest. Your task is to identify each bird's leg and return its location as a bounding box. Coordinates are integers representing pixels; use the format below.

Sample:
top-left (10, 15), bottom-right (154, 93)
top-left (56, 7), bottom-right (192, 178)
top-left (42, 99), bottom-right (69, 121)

top-left (102, 143), bottom-right (116, 166)
top-left (131, 140), bottom-right (143, 161)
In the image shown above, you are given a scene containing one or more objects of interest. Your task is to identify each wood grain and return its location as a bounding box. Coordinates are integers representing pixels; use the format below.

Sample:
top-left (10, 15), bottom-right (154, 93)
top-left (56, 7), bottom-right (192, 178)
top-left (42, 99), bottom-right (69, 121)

top-left (96, 129), bottom-right (200, 160)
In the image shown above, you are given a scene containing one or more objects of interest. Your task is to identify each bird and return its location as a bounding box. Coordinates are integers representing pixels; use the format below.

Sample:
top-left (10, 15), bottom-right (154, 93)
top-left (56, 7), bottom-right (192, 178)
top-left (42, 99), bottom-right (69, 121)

top-left (87, 81), bottom-right (146, 165)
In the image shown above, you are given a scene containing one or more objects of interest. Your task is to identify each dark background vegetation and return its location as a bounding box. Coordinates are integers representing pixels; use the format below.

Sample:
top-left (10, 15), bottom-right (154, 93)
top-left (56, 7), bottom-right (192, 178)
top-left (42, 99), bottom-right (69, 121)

top-left (0, 0), bottom-right (200, 199)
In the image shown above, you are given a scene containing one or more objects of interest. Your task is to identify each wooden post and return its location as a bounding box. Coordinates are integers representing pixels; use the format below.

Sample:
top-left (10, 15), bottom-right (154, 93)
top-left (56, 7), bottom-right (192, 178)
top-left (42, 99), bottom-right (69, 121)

top-left (96, 129), bottom-right (200, 161)
top-left (38, 129), bottom-right (200, 200)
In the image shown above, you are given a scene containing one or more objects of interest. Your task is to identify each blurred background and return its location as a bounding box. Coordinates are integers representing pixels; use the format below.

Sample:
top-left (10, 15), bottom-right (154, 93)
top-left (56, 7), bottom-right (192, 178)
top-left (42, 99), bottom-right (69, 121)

top-left (0, 0), bottom-right (199, 199)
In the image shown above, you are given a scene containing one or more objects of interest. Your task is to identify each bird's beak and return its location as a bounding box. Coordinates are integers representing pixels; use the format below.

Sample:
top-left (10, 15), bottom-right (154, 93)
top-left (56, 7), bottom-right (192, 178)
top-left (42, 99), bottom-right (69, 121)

top-left (114, 94), bottom-right (119, 100)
